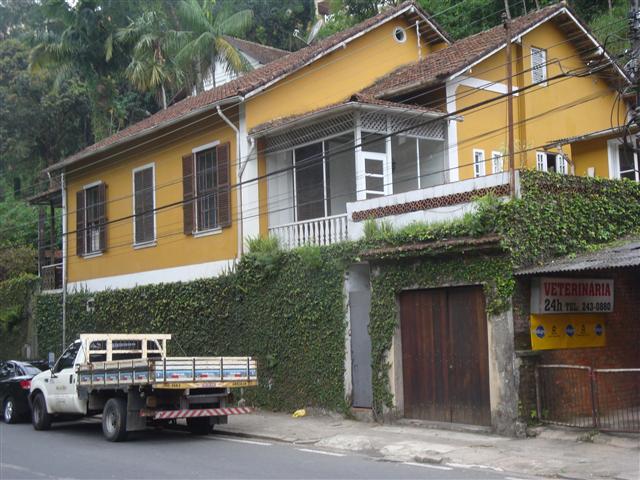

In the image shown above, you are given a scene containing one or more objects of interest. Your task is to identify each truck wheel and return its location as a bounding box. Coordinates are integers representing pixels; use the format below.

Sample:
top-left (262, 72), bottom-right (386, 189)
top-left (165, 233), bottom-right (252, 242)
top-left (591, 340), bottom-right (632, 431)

top-left (31, 393), bottom-right (51, 430)
top-left (102, 398), bottom-right (128, 442)
top-left (3, 397), bottom-right (18, 424)
top-left (186, 417), bottom-right (210, 435)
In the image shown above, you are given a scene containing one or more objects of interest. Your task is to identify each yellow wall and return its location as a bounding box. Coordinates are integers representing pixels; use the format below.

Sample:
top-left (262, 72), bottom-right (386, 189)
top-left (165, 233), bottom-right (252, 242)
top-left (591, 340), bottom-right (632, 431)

top-left (572, 137), bottom-right (612, 178)
top-left (66, 120), bottom-right (237, 283)
top-left (245, 19), bottom-right (426, 130)
top-left (454, 21), bottom-right (628, 180)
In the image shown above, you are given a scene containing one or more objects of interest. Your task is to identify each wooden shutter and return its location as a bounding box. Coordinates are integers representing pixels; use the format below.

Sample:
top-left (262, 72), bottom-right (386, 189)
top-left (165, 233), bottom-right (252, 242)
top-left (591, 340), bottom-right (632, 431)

top-left (216, 143), bottom-right (231, 228)
top-left (97, 183), bottom-right (107, 252)
top-left (134, 168), bottom-right (154, 243)
top-left (142, 168), bottom-right (154, 241)
top-left (76, 190), bottom-right (85, 256)
top-left (182, 153), bottom-right (194, 235)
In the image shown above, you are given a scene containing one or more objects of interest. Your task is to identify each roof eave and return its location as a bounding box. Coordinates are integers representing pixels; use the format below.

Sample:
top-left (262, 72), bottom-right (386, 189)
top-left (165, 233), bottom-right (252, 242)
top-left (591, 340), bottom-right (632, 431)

top-left (46, 95), bottom-right (243, 174)
top-left (250, 101), bottom-right (445, 138)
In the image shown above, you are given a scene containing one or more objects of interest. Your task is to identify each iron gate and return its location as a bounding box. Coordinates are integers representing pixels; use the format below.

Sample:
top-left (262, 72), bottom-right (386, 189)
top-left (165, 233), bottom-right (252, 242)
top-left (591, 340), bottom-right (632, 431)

top-left (536, 365), bottom-right (640, 433)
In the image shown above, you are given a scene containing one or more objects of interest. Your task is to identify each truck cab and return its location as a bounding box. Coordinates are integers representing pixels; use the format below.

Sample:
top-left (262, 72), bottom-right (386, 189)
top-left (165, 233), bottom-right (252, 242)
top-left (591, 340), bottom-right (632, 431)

top-left (30, 340), bottom-right (87, 416)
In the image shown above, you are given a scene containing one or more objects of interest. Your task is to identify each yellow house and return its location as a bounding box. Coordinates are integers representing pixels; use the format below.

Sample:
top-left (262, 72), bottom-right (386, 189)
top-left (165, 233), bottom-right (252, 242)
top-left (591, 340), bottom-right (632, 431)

top-left (33, 1), bottom-right (633, 293)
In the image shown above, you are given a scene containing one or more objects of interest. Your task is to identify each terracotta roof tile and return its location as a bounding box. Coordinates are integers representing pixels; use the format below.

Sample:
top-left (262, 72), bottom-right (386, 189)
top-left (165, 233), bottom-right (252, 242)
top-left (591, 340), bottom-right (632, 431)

top-left (51, 0), bottom-right (446, 171)
top-left (362, 3), bottom-right (564, 98)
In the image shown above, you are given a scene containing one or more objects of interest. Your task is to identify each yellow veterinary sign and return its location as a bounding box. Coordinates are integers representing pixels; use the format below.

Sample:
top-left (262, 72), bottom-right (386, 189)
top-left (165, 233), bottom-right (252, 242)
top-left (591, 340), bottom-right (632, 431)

top-left (530, 314), bottom-right (606, 350)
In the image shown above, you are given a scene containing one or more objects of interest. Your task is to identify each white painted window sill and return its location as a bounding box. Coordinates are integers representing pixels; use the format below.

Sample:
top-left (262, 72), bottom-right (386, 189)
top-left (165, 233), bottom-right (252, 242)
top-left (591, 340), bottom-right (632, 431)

top-left (193, 227), bottom-right (222, 238)
top-left (81, 252), bottom-right (103, 260)
top-left (133, 241), bottom-right (157, 250)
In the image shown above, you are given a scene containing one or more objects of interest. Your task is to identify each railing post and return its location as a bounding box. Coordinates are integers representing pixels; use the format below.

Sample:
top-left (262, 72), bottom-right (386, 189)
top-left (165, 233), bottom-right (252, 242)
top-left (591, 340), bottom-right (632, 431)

top-left (535, 366), bottom-right (542, 422)
top-left (589, 367), bottom-right (599, 429)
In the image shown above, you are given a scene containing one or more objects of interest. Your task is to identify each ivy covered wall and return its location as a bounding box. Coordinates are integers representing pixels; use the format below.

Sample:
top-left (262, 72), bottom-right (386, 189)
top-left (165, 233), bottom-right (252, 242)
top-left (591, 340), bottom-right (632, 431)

top-left (35, 245), bottom-right (357, 412)
top-left (0, 273), bottom-right (40, 359)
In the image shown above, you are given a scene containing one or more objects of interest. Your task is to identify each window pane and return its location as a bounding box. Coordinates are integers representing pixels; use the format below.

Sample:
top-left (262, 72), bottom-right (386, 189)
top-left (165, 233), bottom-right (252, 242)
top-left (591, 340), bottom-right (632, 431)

top-left (295, 142), bottom-right (325, 221)
top-left (366, 176), bottom-right (384, 192)
top-left (361, 132), bottom-right (386, 153)
top-left (419, 139), bottom-right (445, 187)
top-left (619, 145), bottom-right (635, 171)
top-left (391, 136), bottom-right (418, 194)
top-left (195, 148), bottom-right (217, 230)
top-left (326, 134), bottom-right (356, 216)
top-left (621, 171), bottom-right (636, 181)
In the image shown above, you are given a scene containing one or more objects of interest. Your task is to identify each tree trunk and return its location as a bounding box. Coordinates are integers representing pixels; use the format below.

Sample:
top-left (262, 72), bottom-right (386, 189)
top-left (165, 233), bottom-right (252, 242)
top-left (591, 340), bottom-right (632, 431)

top-left (161, 84), bottom-right (167, 109)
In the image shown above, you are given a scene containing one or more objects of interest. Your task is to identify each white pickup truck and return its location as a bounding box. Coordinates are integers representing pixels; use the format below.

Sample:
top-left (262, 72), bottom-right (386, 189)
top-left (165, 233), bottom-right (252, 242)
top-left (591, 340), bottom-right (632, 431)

top-left (29, 333), bottom-right (257, 441)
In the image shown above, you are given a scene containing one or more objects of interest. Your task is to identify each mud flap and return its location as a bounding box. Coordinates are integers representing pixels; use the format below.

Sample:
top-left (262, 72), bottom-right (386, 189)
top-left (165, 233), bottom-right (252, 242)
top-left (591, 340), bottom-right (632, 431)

top-left (126, 390), bottom-right (146, 432)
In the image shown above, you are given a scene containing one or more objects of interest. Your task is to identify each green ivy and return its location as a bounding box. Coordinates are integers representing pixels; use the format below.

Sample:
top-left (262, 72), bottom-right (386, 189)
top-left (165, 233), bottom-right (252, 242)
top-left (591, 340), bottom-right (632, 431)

top-left (0, 273), bottom-right (40, 359)
top-left (35, 245), bottom-right (358, 412)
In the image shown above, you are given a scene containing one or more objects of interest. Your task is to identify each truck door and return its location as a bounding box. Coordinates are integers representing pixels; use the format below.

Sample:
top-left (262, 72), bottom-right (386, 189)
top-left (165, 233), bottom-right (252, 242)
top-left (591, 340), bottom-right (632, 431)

top-left (47, 341), bottom-right (85, 414)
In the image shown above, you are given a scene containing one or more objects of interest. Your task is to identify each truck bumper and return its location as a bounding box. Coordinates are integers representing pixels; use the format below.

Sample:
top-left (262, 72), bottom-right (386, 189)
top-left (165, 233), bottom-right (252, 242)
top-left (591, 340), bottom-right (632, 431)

top-left (142, 406), bottom-right (253, 420)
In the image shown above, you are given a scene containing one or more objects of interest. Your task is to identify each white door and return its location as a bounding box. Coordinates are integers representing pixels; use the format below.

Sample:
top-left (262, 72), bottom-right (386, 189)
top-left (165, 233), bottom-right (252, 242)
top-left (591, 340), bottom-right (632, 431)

top-left (358, 151), bottom-right (392, 200)
top-left (47, 341), bottom-right (86, 414)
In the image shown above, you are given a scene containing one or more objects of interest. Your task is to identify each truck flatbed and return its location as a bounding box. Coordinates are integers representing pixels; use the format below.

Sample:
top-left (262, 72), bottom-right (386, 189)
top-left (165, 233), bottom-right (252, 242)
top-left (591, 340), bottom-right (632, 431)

top-left (77, 356), bottom-right (258, 389)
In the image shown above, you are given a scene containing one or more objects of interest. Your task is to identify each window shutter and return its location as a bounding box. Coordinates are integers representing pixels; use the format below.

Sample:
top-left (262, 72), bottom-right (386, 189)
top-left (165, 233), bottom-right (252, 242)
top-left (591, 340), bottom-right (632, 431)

top-left (76, 190), bottom-right (85, 256)
top-left (216, 142), bottom-right (231, 228)
top-left (182, 153), bottom-right (195, 235)
top-left (97, 183), bottom-right (107, 252)
top-left (143, 168), bottom-right (154, 241)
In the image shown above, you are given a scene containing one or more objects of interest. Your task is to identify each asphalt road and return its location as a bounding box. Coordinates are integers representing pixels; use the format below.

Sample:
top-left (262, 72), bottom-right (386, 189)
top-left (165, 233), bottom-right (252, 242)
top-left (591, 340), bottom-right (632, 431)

top-left (1, 420), bottom-right (520, 480)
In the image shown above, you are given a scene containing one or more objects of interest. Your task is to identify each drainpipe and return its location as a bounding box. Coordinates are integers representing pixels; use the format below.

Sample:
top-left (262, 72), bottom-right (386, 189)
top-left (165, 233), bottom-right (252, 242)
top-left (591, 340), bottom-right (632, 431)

top-left (416, 21), bottom-right (422, 61)
top-left (216, 104), bottom-right (247, 258)
top-left (61, 171), bottom-right (67, 352)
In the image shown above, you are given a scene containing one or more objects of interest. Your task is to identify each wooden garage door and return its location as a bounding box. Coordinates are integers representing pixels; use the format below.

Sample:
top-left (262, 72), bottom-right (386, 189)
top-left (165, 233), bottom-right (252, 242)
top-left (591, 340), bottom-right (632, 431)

top-left (400, 286), bottom-right (491, 426)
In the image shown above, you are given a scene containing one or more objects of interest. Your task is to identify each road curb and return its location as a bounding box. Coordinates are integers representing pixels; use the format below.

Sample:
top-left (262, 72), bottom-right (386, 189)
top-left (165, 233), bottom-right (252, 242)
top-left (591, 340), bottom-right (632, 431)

top-left (213, 428), bottom-right (297, 444)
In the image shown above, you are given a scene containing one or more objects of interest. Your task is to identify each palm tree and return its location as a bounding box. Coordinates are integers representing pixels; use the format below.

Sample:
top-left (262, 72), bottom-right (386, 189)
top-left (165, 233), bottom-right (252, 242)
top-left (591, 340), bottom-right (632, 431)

top-left (117, 11), bottom-right (184, 109)
top-left (176, 0), bottom-right (254, 93)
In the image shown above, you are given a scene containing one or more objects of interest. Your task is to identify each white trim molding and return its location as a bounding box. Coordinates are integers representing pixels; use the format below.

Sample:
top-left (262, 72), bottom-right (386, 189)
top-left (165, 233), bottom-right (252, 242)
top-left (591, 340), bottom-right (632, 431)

top-left (67, 259), bottom-right (236, 292)
top-left (192, 140), bottom-right (220, 154)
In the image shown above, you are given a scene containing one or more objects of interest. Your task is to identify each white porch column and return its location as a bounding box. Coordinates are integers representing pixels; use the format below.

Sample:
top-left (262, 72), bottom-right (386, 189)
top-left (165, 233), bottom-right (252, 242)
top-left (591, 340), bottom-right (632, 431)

top-left (354, 110), bottom-right (366, 201)
top-left (445, 80), bottom-right (459, 182)
top-left (239, 103), bottom-right (260, 246)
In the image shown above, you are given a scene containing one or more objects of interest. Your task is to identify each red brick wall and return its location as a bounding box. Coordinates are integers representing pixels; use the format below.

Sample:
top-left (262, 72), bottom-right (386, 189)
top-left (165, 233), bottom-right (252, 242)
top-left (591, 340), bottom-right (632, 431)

top-left (516, 268), bottom-right (640, 422)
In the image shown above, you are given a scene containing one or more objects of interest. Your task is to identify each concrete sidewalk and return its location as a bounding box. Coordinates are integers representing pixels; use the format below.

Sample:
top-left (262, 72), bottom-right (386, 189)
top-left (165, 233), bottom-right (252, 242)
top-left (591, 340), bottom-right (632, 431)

top-left (216, 410), bottom-right (639, 480)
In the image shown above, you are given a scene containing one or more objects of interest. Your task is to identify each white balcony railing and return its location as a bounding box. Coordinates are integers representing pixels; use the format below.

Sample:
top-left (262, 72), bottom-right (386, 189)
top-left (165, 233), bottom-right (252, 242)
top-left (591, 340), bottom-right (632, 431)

top-left (269, 214), bottom-right (349, 249)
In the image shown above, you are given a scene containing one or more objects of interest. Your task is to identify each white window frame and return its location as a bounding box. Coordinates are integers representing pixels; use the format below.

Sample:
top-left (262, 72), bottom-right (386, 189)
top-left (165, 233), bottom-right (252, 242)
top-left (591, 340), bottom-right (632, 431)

top-left (132, 162), bottom-right (157, 248)
top-left (536, 151), bottom-right (547, 172)
top-left (473, 149), bottom-right (485, 177)
top-left (81, 180), bottom-right (104, 258)
top-left (491, 151), bottom-right (504, 174)
top-left (531, 46), bottom-right (547, 86)
top-left (608, 138), bottom-right (639, 182)
top-left (192, 140), bottom-right (221, 234)
top-left (555, 154), bottom-right (568, 175)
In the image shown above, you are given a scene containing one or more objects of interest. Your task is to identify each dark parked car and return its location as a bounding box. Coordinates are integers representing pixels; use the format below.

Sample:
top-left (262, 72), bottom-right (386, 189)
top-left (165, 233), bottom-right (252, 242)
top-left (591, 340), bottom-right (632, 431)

top-left (0, 361), bottom-right (46, 423)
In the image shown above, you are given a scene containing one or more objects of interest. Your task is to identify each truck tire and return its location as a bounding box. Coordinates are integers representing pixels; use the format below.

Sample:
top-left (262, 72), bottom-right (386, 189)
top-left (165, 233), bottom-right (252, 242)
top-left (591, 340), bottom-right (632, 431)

top-left (102, 398), bottom-right (128, 442)
top-left (31, 393), bottom-right (52, 430)
top-left (3, 397), bottom-right (18, 424)
top-left (186, 417), bottom-right (210, 435)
